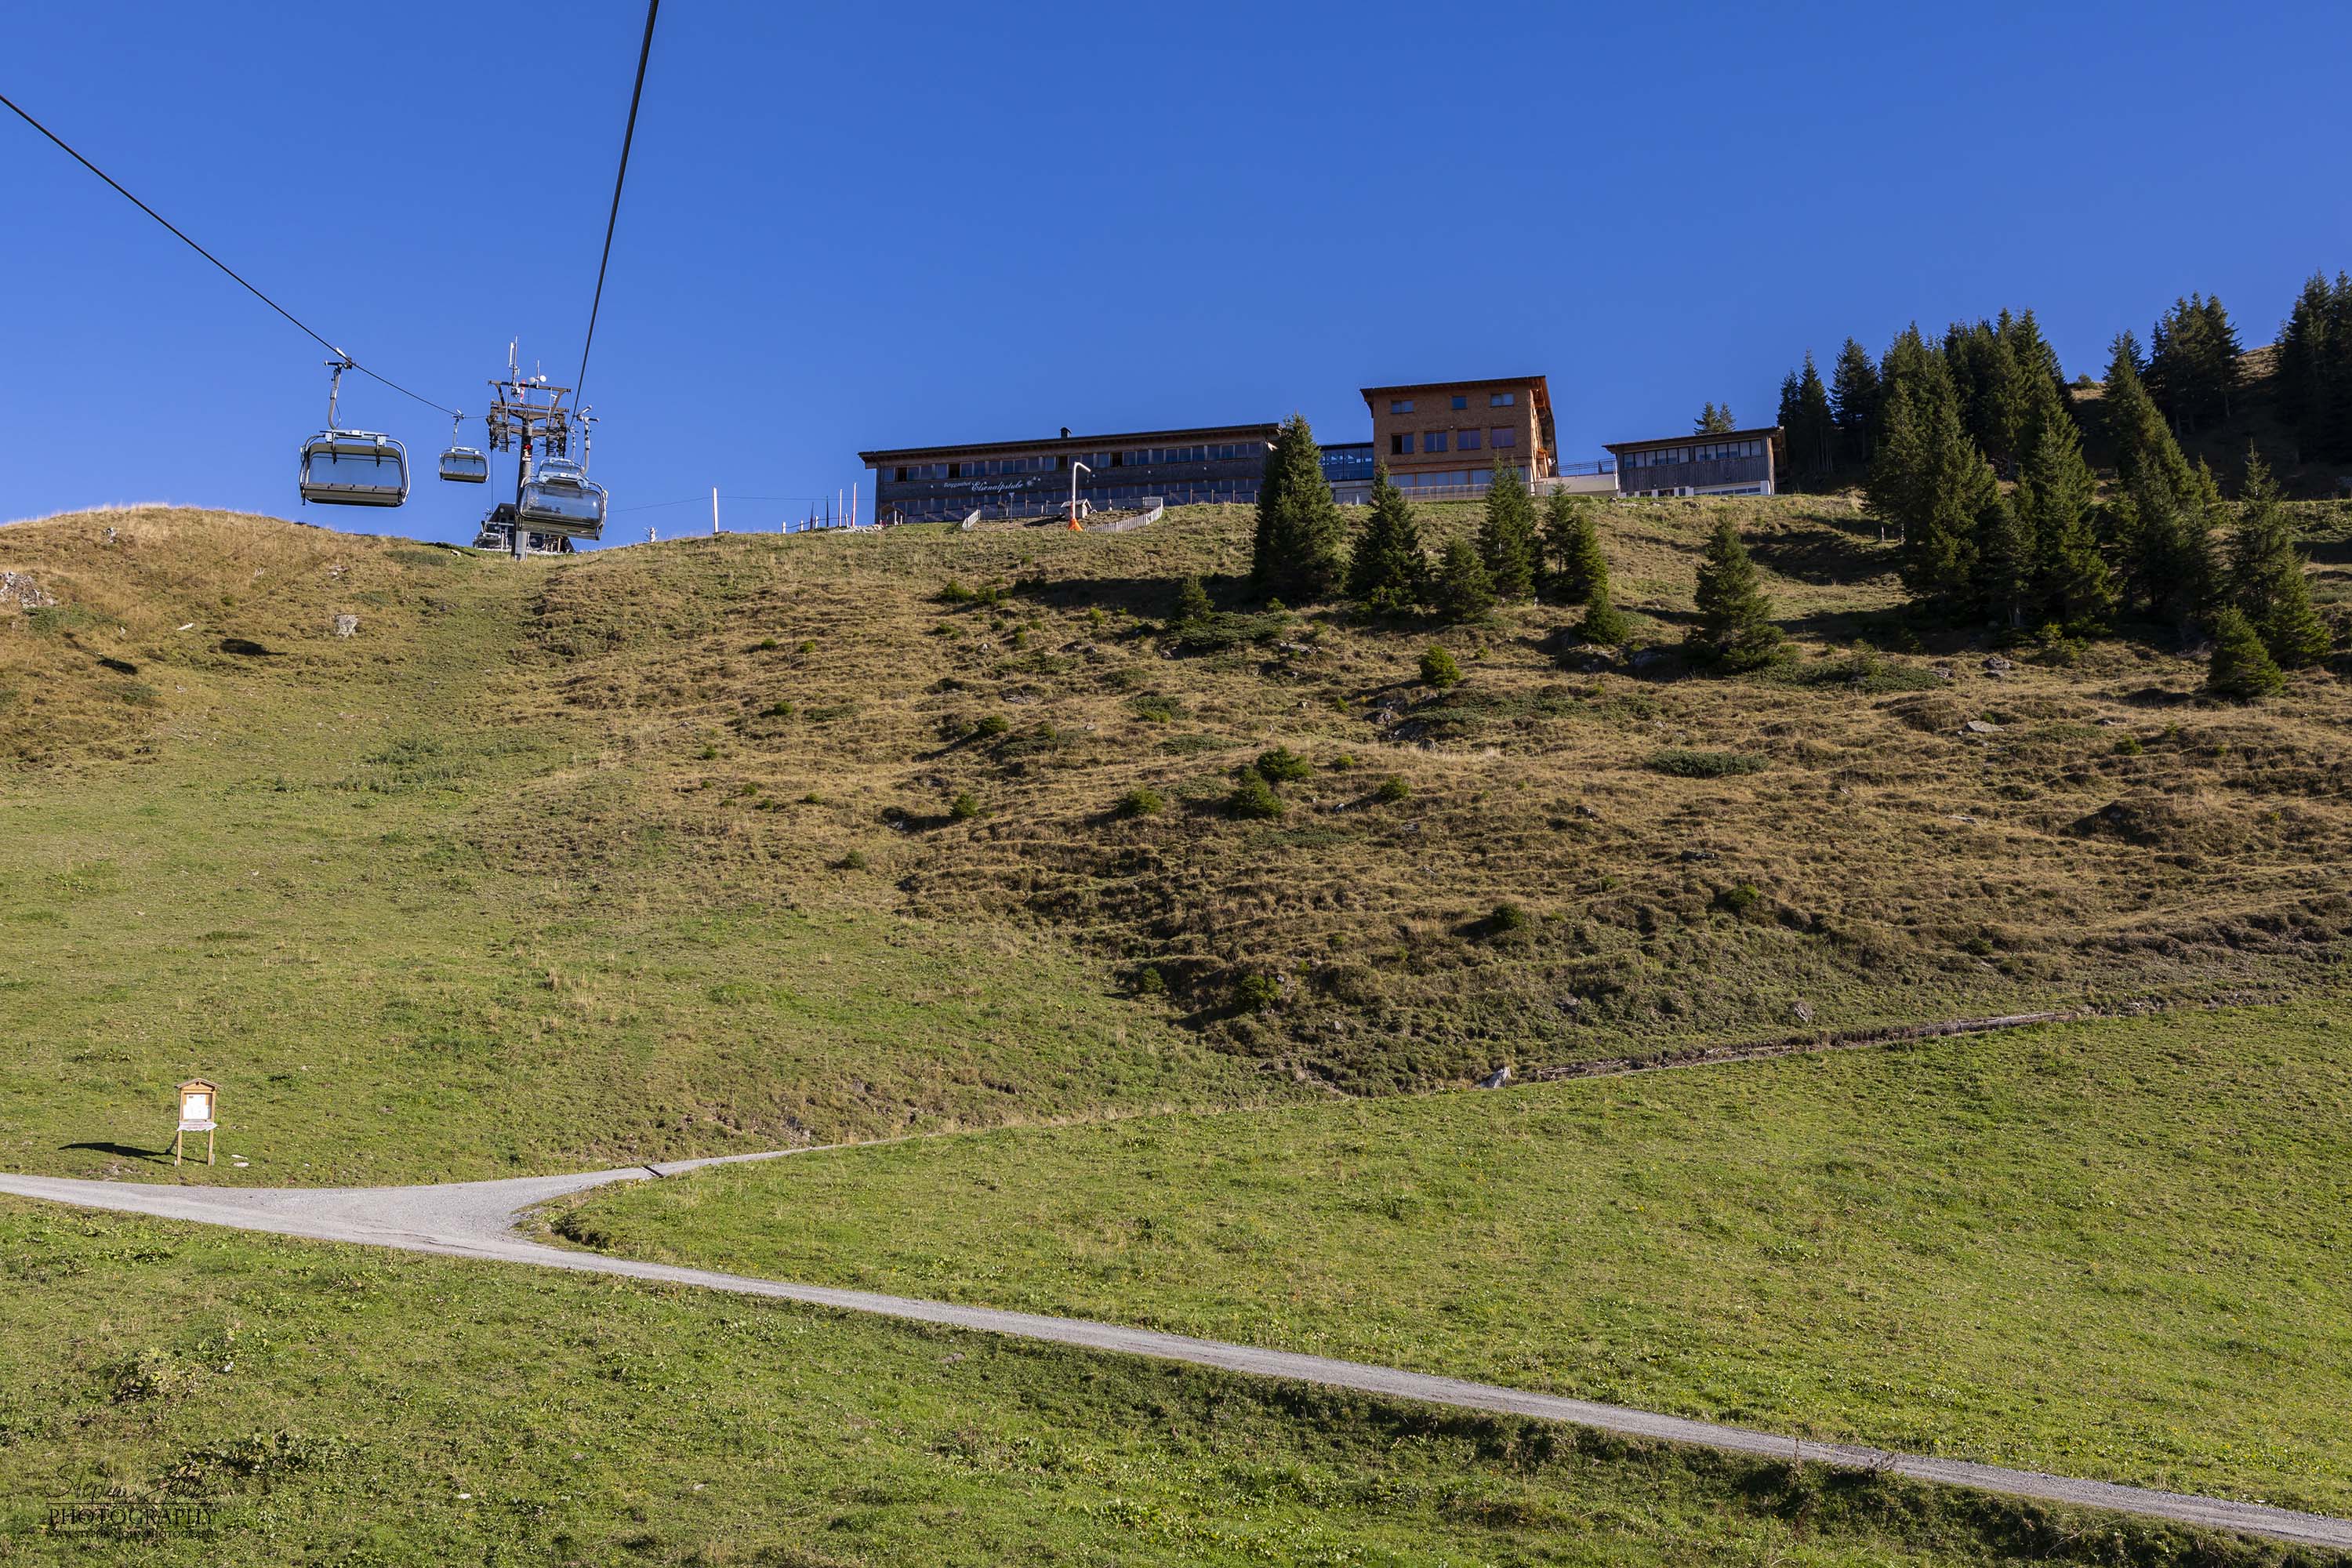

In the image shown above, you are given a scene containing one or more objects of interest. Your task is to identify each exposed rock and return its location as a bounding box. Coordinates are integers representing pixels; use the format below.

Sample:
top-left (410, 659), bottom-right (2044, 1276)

top-left (1962, 719), bottom-right (2002, 735)
top-left (1, 571), bottom-right (54, 611)
top-left (1791, 999), bottom-right (1814, 1024)
top-left (1477, 1065), bottom-right (1512, 1089)
top-left (332, 614), bottom-right (360, 638)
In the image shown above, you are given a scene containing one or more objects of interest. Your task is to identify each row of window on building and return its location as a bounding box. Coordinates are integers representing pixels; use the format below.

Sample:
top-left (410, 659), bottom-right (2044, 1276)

top-left (1622, 437), bottom-right (1766, 470)
top-left (1389, 427), bottom-right (1518, 456)
top-left (1389, 468), bottom-right (1496, 490)
top-left (1389, 392), bottom-right (1516, 413)
top-left (889, 440), bottom-right (1264, 483)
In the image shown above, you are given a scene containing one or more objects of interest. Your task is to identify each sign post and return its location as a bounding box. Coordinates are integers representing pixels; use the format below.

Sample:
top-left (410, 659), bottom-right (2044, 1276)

top-left (174, 1080), bottom-right (217, 1167)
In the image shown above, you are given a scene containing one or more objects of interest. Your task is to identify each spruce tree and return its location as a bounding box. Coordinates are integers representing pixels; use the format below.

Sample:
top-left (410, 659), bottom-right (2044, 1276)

top-left (2016, 419), bottom-right (2114, 629)
top-left (1579, 583), bottom-right (1632, 645)
top-left (1975, 491), bottom-right (2035, 630)
top-left (1250, 412), bottom-right (1346, 601)
top-left (2207, 607), bottom-right (2285, 701)
top-left (1687, 515), bottom-right (1781, 670)
top-left (1477, 466), bottom-right (1539, 600)
top-left (1892, 390), bottom-right (1995, 609)
top-left (1543, 492), bottom-right (1607, 605)
top-left (2103, 335), bottom-right (2194, 503)
top-left (1344, 466), bottom-right (1428, 615)
top-left (1779, 354), bottom-right (1835, 484)
top-left (1172, 574), bottom-right (1213, 624)
top-left (1696, 402), bottom-right (1737, 434)
top-left (1432, 536), bottom-right (1494, 622)
top-left (1831, 337), bottom-right (1882, 468)
top-left (2229, 449), bottom-right (2332, 666)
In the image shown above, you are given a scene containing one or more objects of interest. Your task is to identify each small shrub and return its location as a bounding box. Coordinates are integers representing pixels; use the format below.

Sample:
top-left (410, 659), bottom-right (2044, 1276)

top-left (1254, 746), bottom-right (1312, 783)
top-left (698, 744), bottom-right (719, 760)
top-left (1374, 775), bottom-right (1411, 804)
top-left (1228, 771), bottom-right (1285, 819)
top-left (839, 849), bottom-right (869, 871)
top-left (1117, 786), bottom-right (1165, 818)
top-left (1487, 901), bottom-right (1532, 935)
top-left (1129, 694), bottom-right (1183, 724)
top-left (1328, 753), bottom-right (1357, 771)
top-left (764, 701), bottom-right (794, 718)
top-left (974, 714), bottom-right (1011, 739)
top-left (800, 792), bottom-right (824, 804)
top-left (1420, 646), bottom-right (1463, 688)
top-left (2113, 735), bottom-right (2143, 756)
top-left (1579, 593), bottom-right (1632, 646)
top-left (1717, 882), bottom-right (1762, 917)
top-left (1234, 973), bottom-right (1283, 1012)
top-left (1133, 964), bottom-right (1167, 996)
top-left (1648, 748), bottom-right (1767, 779)
top-left (949, 791), bottom-right (982, 822)
top-left (937, 579), bottom-right (974, 604)
top-left (797, 639), bottom-right (816, 654)
top-left (757, 636), bottom-right (780, 651)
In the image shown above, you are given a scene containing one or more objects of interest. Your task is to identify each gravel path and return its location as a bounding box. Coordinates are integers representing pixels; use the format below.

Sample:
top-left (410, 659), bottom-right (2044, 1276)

top-left (2, 1156), bottom-right (2343, 1552)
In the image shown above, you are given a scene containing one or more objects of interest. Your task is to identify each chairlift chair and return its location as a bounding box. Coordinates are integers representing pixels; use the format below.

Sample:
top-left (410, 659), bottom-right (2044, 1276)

top-left (438, 414), bottom-right (488, 484)
top-left (297, 358), bottom-right (409, 507)
top-left (515, 456), bottom-right (608, 541)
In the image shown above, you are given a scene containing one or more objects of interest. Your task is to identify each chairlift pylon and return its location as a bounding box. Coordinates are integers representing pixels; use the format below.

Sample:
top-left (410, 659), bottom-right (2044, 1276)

top-left (298, 357), bottom-right (409, 508)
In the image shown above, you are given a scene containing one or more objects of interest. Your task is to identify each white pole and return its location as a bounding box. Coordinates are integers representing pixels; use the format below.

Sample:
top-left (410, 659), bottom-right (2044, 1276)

top-left (711, 486), bottom-right (720, 536)
top-left (851, 480), bottom-right (858, 528)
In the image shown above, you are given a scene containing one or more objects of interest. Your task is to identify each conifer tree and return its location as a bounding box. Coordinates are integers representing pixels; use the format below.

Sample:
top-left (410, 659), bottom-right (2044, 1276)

top-left (1687, 514), bottom-right (1781, 670)
top-left (1171, 573), bottom-right (1214, 624)
top-left (1343, 466), bottom-right (1428, 615)
top-left (1432, 535), bottom-right (1494, 622)
top-left (1893, 390), bottom-right (1995, 608)
top-left (1975, 490), bottom-right (2036, 630)
top-left (2016, 419), bottom-right (2114, 629)
top-left (1476, 465), bottom-right (1539, 601)
top-left (1543, 491), bottom-right (1607, 605)
top-left (2229, 449), bottom-right (2332, 666)
top-left (1250, 412), bottom-right (1346, 601)
top-left (1830, 337), bottom-right (1882, 467)
top-left (2276, 271), bottom-right (2352, 462)
top-left (1696, 402), bottom-right (1736, 434)
top-left (1579, 583), bottom-right (1632, 646)
top-left (1779, 354), bottom-right (1835, 484)
top-left (2207, 607), bottom-right (2285, 701)
top-left (2102, 336), bottom-right (2195, 504)
top-left (1865, 383), bottom-right (1929, 544)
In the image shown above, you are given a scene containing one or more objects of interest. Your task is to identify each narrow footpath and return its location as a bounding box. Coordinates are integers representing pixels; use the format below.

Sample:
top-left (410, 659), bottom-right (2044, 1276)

top-left (1, 1154), bottom-right (2344, 1552)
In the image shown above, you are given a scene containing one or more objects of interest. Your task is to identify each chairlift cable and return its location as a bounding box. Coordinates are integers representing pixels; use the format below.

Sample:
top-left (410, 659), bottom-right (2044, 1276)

top-left (575, 0), bottom-right (659, 405)
top-left (0, 89), bottom-right (460, 420)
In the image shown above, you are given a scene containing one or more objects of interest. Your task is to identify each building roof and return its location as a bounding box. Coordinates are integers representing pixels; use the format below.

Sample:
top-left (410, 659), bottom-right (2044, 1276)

top-left (1603, 426), bottom-right (1782, 454)
top-left (859, 423), bottom-right (1279, 465)
top-left (1359, 375), bottom-right (1549, 402)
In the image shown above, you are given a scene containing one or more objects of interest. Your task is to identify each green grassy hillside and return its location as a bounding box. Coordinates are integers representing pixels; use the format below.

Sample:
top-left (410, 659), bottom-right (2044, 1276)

top-left (556, 1002), bottom-right (2352, 1515)
top-left (6, 499), bottom-right (2352, 1179)
top-left (0, 1202), bottom-right (2320, 1568)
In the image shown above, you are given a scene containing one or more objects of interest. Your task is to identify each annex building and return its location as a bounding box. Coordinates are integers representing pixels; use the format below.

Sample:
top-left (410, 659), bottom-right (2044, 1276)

top-left (1605, 428), bottom-right (1780, 497)
top-left (862, 424), bottom-right (1280, 524)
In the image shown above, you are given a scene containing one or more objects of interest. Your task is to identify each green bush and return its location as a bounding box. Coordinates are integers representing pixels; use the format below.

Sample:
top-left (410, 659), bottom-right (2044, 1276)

top-left (1486, 901), bottom-right (1531, 935)
top-left (1254, 746), bottom-right (1312, 783)
top-left (1129, 694), bottom-right (1183, 723)
top-left (757, 636), bottom-right (780, 651)
top-left (974, 714), bottom-right (1011, 739)
top-left (1228, 771), bottom-right (1284, 819)
top-left (1374, 775), bottom-right (1411, 803)
top-left (949, 791), bottom-right (982, 822)
top-left (1234, 973), bottom-right (1283, 1012)
top-left (1717, 882), bottom-right (1763, 917)
top-left (1116, 786), bottom-right (1165, 818)
top-left (839, 849), bottom-right (869, 871)
top-left (1648, 748), bottom-right (1768, 778)
top-left (1420, 646), bottom-right (1463, 688)
top-left (937, 579), bottom-right (974, 604)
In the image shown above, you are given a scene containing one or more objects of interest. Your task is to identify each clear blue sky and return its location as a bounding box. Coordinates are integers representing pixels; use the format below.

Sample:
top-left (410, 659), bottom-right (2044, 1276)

top-left (3, 2), bottom-right (2345, 545)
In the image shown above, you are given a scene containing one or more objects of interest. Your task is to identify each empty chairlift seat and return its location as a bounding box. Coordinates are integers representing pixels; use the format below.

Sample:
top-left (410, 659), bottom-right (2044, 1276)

top-left (298, 430), bottom-right (410, 507)
top-left (515, 457), bottom-right (608, 540)
top-left (438, 444), bottom-right (489, 483)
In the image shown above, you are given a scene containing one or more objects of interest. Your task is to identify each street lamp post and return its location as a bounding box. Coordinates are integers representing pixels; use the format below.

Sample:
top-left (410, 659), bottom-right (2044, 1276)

top-left (1067, 461), bottom-right (1091, 530)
